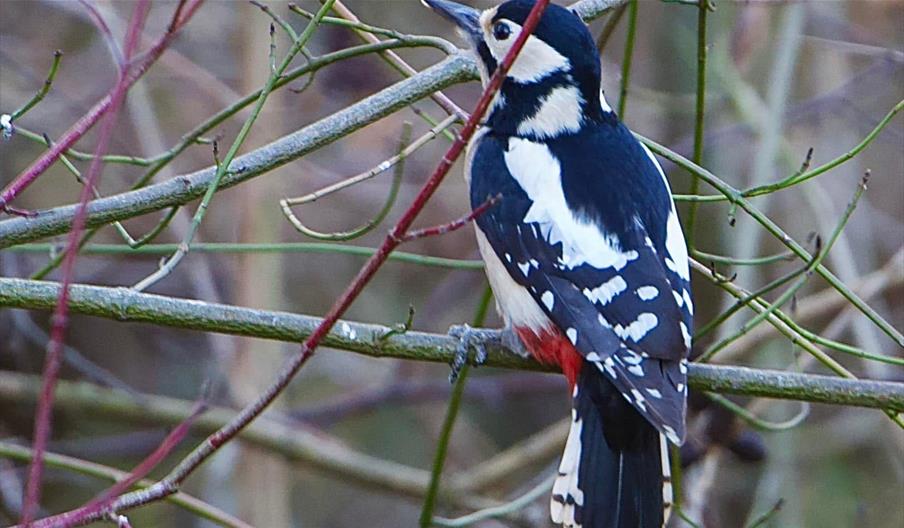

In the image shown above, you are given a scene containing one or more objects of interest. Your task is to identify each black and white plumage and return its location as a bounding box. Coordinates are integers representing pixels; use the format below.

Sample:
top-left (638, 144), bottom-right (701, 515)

top-left (425, 1), bottom-right (693, 527)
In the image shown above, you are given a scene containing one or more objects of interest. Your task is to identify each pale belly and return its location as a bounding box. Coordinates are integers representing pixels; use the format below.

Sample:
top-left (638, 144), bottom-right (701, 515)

top-left (474, 226), bottom-right (551, 333)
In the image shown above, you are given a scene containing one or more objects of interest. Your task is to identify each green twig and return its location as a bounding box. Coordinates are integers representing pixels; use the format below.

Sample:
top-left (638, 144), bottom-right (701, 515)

top-left (745, 499), bottom-right (785, 528)
top-left (290, 5), bottom-right (454, 52)
top-left (617, 0), bottom-right (638, 118)
top-left (685, 0), bottom-right (707, 248)
top-left (251, 0), bottom-right (299, 41)
top-left (8, 242), bottom-right (485, 269)
top-left (14, 126), bottom-right (152, 166)
top-left (692, 248), bottom-right (795, 267)
top-left (694, 262), bottom-right (810, 342)
top-left (744, 100), bottom-right (903, 197)
top-left (10, 50), bottom-right (63, 122)
top-left (419, 285), bottom-right (494, 527)
top-left (706, 393), bottom-right (810, 432)
top-left (282, 122), bottom-right (412, 241)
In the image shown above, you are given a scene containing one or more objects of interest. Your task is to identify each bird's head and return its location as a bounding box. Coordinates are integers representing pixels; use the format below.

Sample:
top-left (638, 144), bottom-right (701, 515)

top-left (424, 0), bottom-right (612, 138)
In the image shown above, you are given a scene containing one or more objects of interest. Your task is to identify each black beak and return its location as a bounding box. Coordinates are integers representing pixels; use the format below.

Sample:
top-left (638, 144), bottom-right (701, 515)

top-left (422, 0), bottom-right (482, 45)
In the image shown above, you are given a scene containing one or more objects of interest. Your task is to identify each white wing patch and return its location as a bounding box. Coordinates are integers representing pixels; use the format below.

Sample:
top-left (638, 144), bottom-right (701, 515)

top-left (583, 275), bottom-right (627, 305)
top-left (639, 143), bottom-right (691, 283)
top-left (541, 290), bottom-right (555, 310)
top-left (566, 327), bottom-right (578, 345)
top-left (665, 210), bottom-right (690, 281)
top-left (613, 313), bottom-right (659, 342)
top-left (503, 139), bottom-right (638, 270)
top-left (636, 285), bottom-right (659, 301)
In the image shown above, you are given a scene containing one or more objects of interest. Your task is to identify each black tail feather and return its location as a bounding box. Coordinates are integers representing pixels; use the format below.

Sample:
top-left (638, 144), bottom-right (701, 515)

top-left (552, 365), bottom-right (669, 528)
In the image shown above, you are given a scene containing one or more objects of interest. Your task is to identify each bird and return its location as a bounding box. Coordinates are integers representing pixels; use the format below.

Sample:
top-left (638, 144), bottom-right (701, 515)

top-left (423, 1), bottom-right (693, 527)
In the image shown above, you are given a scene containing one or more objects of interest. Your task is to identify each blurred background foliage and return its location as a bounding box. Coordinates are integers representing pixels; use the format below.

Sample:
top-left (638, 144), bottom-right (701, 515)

top-left (1, 0), bottom-right (902, 526)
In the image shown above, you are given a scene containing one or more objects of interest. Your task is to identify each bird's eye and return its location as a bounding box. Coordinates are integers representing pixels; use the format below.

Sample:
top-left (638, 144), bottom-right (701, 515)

top-left (492, 22), bottom-right (511, 41)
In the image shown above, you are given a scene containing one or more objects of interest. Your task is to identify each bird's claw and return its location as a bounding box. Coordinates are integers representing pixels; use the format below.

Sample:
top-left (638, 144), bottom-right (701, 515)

top-left (447, 324), bottom-right (494, 383)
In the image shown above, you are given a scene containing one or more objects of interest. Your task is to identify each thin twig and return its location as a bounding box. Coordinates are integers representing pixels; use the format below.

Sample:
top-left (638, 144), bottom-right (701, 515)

top-left (685, 0), bottom-right (708, 248)
top-left (281, 114), bottom-right (456, 207)
top-left (9, 51), bottom-right (63, 122)
top-left (399, 195), bottom-right (500, 244)
top-left (315, 0), bottom-right (467, 122)
top-left (433, 473), bottom-right (556, 527)
top-left (616, 0), bottom-right (638, 118)
top-left (8, 241), bottom-right (485, 269)
top-left (451, 417), bottom-right (569, 492)
top-left (281, 122), bottom-right (410, 241)
top-left (77, 0), bottom-right (124, 66)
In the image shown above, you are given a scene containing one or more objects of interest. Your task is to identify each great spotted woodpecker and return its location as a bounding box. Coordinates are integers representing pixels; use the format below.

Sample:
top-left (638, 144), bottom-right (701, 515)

top-left (424, 1), bottom-right (693, 526)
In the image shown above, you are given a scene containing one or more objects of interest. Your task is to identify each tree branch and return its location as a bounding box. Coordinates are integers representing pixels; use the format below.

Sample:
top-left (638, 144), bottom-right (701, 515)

top-left (2, 277), bottom-right (901, 411)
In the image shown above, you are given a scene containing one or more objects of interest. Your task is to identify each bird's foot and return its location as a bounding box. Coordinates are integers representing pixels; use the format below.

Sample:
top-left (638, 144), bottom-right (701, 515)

top-left (447, 324), bottom-right (495, 383)
top-left (446, 325), bottom-right (529, 383)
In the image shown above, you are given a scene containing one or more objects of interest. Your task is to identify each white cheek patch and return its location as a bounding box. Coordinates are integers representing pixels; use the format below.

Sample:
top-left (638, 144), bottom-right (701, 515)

top-left (517, 85), bottom-right (585, 138)
top-left (484, 19), bottom-right (571, 83)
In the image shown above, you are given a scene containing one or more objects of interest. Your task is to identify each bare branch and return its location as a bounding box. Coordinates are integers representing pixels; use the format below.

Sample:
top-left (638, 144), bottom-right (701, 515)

top-left (1, 277), bottom-right (901, 412)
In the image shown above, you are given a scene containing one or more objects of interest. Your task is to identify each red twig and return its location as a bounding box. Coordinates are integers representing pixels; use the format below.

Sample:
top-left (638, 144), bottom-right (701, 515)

top-left (27, 402), bottom-right (206, 528)
top-left (0, 0), bottom-right (203, 213)
top-left (19, 2), bottom-right (158, 524)
top-left (398, 194), bottom-right (501, 242)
